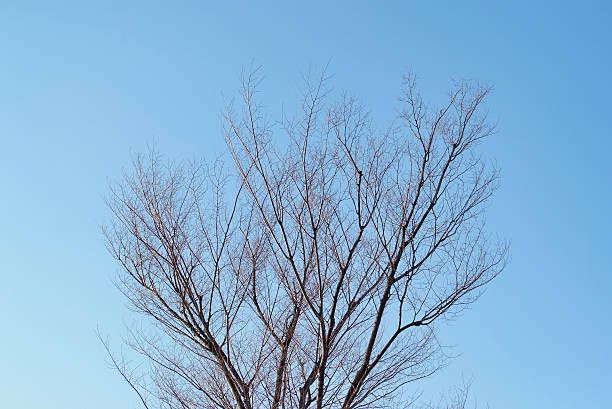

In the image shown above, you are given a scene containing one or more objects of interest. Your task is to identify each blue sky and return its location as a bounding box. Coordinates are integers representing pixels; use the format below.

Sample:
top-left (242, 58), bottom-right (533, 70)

top-left (1, 1), bottom-right (610, 408)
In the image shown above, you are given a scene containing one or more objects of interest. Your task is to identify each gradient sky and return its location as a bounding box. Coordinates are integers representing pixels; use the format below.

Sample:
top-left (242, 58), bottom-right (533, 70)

top-left (1, 1), bottom-right (611, 408)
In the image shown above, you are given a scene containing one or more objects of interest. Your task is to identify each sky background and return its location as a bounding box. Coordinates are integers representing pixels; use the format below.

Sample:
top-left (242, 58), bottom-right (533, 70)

top-left (1, 1), bottom-right (611, 408)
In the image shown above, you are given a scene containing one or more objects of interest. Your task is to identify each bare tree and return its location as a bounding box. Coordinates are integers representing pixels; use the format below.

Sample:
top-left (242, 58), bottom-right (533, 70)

top-left (103, 69), bottom-right (507, 409)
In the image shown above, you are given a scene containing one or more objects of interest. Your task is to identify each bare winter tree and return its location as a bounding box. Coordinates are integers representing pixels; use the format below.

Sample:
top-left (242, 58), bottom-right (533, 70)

top-left (103, 69), bottom-right (507, 409)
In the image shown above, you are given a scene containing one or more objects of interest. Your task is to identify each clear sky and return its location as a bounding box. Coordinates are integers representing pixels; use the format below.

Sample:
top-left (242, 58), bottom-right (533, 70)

top-left (1, 1), bottom-right (610, 408)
